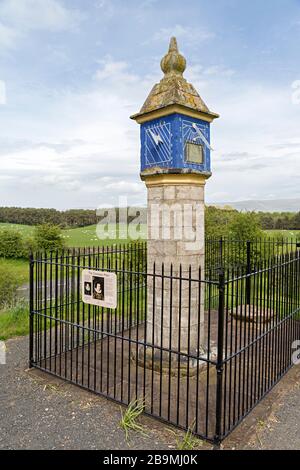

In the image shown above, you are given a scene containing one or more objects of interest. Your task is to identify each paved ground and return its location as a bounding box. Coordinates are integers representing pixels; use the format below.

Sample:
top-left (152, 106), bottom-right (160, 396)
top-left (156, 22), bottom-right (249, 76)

top-left (244, 381), bottom-right (300, 450)
top-left (0, 336), bottom-right (300, 450)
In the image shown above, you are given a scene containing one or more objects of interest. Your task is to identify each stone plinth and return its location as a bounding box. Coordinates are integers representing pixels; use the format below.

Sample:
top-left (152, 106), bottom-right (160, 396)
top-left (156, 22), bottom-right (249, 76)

top-left (230, 305), bottom-right (276, 324)
top-left (144, 174), bottom-right (207, 364)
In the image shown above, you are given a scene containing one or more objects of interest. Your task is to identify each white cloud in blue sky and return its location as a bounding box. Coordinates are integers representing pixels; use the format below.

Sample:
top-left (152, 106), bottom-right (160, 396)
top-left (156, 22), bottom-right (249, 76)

top-left (0, 0), bottom-right (300, 209)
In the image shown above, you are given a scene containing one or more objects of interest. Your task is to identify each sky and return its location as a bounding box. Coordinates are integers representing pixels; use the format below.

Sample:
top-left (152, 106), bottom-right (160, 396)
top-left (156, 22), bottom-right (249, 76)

top-left (0, 0), bottom-right (300, 210)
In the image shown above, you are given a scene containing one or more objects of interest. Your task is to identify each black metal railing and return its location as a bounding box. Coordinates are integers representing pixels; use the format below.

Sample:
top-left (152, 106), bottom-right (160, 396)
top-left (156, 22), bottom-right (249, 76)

top-left (29, 239), bottom-right (300, 444)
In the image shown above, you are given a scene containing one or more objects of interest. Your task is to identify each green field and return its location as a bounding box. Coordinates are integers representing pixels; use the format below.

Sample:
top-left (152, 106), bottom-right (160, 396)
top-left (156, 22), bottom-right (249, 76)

top-left (265, 230), bottom-right (300, 240)
top-left (0, 258), bottom-right (29, 284)
top-left (0, 223), bottom-right (34, 237)
top-left (63, 223), bottom-right (147, 247)
top-left (0, 303), bottom-right (29, 341)
top-left (0, 223), bottom-right (298, 287)
top-left (1, 222), bottom-right (299, 247)
top-left (1, 223), bottom-right (299, 341)
top-left (0, 223), bottom-right (147, 248)
top-left (0, 223), bottom-right (147, 308)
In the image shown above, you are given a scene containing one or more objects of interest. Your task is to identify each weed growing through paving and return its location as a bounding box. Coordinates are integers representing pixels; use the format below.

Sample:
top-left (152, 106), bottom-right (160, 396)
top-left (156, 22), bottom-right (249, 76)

top-left (119, 399), bottom-right (147, 442)
top-left (176, 422), bottom-right (202, 450)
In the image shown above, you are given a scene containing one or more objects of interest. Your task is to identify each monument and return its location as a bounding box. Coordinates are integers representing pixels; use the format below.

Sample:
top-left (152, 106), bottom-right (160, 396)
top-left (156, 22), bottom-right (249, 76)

top-left (131, 38), bottom-right (219, 371)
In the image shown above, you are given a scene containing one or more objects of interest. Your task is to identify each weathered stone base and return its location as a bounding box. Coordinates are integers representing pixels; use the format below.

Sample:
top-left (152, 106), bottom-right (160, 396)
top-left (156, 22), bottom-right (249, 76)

top-left (230, 305), bottom-right (276, 324)
top-left (131, 345), bottom-right (217, 377)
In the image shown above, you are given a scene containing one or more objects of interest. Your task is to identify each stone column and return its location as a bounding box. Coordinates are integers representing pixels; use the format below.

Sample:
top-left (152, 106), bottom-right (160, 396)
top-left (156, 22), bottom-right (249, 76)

top-left (143, 174), bottom-right (207, 370)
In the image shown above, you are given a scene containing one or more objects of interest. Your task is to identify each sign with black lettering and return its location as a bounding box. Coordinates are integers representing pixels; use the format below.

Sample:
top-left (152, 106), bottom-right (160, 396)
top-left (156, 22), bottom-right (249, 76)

top-left (82, 269), bottom-right (117, 309)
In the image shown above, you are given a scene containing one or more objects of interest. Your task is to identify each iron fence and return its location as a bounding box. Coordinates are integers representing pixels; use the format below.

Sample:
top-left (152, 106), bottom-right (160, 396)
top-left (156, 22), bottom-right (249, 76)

top-left (29, 239), bottom-right (300, 444)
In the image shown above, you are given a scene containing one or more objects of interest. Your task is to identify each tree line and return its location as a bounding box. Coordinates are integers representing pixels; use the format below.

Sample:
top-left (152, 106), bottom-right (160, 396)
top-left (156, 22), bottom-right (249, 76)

top-left (0, 207), bottom-right (146, 227)
top-left (0, 206), bottom-right (299, 230)
top-left (206, 206), bottom-right (300, 233)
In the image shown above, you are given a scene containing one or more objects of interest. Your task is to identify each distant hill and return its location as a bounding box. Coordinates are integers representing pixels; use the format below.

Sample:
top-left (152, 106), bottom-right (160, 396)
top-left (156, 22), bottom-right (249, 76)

top-left (212, 199), bottom-right (300, 213)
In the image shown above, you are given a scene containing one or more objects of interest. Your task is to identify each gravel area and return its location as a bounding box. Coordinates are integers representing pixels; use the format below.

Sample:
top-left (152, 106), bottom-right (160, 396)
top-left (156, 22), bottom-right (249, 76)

top-left (1, 335), bottom-right (300, 450)
top-left (0, 336), bottom-right (210, 450)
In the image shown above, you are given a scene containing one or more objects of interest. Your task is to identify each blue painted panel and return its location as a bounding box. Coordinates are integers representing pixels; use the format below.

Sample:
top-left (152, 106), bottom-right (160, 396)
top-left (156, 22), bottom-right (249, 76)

top-left (140, 113), bottom-right (211, 174)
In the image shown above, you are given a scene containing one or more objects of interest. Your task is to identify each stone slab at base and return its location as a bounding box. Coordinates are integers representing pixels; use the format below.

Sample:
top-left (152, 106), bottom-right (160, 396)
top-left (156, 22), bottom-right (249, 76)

top-left (131, 345), bottom-right (217, 377)
top-left (230, 305), bottom-right (276, 324)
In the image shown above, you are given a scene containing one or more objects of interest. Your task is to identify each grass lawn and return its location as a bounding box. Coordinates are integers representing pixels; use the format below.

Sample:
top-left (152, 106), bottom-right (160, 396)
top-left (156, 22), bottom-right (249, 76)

top-left (0, 223), bottom-right (146, 340)
top-left (0, 258), bottom-right (29, 284)
top-left (265, 230), bottom-right (300, 240)
top-left (0, 303), bottom-right (29, 341)
top-left (0, 222), bottom-right (147, 248)
top-left (1, 222), bottom-right (299, 246)
top-left (0, 258), bottom-right (30, 340)
top-left (64, 223), bottom-right (147, 247)
top-left (0, 223), bottom-right (147, 291)
top-left (0, 222), bottom-right (34, 237)
top-left (0, 223), bottom-right (298, 342)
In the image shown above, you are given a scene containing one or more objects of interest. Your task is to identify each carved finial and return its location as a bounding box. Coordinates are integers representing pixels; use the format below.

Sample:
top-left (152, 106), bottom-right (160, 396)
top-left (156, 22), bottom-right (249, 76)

top-left (169, 37), bottom-right (178, 53)
top-left (130, 36), bottom-right (220, 121)
top-left (160, 37), bottom-right (186, 76)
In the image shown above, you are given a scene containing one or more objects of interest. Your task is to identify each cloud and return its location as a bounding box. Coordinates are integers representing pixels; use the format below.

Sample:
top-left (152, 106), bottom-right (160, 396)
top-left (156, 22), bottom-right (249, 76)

top-left (203, 65), bottom-right (235, 78)
top-left (94, 0), bottom-right (115, 20)
top-left (0, 21), bottom-right (19, 49)
top-left (0, 0), bottom-right (84, 50)
top-left (1, 27), bottom-right (300, 209)
top-left (204, 80), bottom-right (300, 202)
top-left (0, 0), bottom-right (84, 32)
top-left (267, 141), bottom-right (300, 151)
top-left (184, 63), bottom-right (236, 92)
top-left (94, 57), bottom-right (139, 84)
top-left (217, 151), bottom-right (252, 162)
top-left (152, 24), bottom-right (215, 45)
top-left (0, 71), bottom-right (145, 208)
top-left (0, 135), bottom-right (145, 208)
top-left (2, 74), bottom-right (300, 208)
top-left (0, 80), bottom-right (6, 105)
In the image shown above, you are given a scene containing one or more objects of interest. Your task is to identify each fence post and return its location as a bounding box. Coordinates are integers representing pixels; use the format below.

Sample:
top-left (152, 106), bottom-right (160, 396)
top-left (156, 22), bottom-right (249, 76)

top-left (214, 270), bottom-right (225, 446)
top-left (246, 241), bottom-right (251, 306)
top-left (29, 252), bottom-right (34, 368)
top-left (219, 237), bottom-right (223, 270)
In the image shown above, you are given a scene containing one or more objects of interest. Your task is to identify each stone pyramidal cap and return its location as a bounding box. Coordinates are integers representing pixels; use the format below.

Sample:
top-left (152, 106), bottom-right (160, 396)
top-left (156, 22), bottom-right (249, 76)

top-left (131, 37), bottom-right (219, 122)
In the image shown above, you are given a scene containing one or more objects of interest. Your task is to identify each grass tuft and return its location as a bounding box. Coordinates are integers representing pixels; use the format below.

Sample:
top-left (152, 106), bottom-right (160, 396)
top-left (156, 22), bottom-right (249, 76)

top-left (119, 399), bottom-right (146, 442)
top-left (176, 422), bottom-right (202, 450)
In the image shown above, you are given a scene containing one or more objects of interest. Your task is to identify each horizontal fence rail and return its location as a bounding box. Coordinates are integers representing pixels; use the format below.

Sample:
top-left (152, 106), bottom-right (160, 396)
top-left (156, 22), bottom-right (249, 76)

top-left (29, 239), bottom-right (300, 443)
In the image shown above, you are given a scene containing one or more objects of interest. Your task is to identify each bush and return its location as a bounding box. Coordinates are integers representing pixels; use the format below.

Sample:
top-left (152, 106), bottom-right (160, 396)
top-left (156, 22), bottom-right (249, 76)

top-left (0, 302), bottom-right (29, 340)
top-left (205, 206), bottom-right (236, 239)
top-left (33, 224), bottom-right (65, 251)
top-left (0, 229), bottom-right (27, 259)
top-left (226, 212), bottom-right (265, 267)
top-left (0, 265), bottom-right (20, 308)
top-left (228, 212), bottom-right (264, 241)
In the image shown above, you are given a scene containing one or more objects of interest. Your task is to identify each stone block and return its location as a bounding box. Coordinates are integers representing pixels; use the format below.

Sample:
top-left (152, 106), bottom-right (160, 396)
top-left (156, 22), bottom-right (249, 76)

top-left (147, 187), bottom-right (163, 201)
top-left (176, 185), bottom-right (204, 200)
top-left (163, 186), bottom-right (176, 200)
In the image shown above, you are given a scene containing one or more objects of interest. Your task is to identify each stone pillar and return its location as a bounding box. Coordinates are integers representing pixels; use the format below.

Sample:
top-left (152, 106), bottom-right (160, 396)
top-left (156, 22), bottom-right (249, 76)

top-left (144, 174), bottom-right (207, 368)
top-left (130, 37), bottom-right (219, 373)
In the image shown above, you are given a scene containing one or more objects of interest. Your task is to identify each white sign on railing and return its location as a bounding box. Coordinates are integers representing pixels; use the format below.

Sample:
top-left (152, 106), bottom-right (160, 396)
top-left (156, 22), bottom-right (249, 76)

top-left (0, 341), bottom-right (6, 365)
top-left (82, 270), bottom-right (117, 309)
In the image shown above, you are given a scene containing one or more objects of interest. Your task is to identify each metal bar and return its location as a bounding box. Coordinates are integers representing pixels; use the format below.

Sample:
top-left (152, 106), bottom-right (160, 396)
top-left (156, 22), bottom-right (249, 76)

top-left (29, 253), bottom-right (34, 368)
top-left (214, 270), bottom-right (225, 445)
top-left (246, 241), bottom-right (251, 305)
